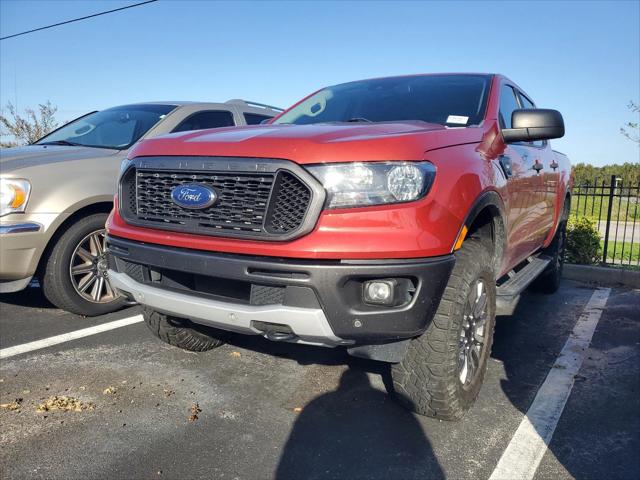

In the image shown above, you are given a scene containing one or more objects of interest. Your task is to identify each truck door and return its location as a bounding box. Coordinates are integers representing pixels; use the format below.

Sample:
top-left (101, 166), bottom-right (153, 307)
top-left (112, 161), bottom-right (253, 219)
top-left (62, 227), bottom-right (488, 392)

top-left (498, 85), bottom-right (547, 267)
top-left (517, 92), bottom-right (557, 241)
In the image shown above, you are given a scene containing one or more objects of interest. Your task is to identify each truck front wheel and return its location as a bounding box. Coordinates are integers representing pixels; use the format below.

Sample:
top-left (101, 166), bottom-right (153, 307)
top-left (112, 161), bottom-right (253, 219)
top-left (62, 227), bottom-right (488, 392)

top-left (143, 308), bottom-right (228, 351)
top-left (391, 239), bottom-right (496, 420)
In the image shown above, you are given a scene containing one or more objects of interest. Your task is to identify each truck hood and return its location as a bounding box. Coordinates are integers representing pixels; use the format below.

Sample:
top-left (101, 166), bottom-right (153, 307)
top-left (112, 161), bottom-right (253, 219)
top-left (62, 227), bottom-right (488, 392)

top-left (0, 145), bottom-right (120, 173)
top-left (130, 122), bottom-right (485, 164)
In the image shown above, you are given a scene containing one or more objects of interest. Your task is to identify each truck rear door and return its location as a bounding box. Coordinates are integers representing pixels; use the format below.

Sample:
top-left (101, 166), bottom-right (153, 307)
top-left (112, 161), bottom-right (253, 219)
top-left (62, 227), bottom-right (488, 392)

top-left (516, 92), bottom-right (557, 243)
top-left (498, 85), bottom-right (548, 266)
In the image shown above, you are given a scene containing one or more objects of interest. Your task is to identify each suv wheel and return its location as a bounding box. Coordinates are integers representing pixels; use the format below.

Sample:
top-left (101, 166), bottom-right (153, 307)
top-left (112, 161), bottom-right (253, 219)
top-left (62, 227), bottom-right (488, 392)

top-left (143, 308), bottom-right (228, 351)
top-left (390, 238), bottom-right (496, 420)
top-left (41, 213), bottom-right (125, 316)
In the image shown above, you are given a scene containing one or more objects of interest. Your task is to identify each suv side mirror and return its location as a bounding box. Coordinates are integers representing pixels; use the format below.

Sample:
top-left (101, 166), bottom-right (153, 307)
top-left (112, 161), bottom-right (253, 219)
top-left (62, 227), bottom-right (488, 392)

top-left (502, 109), bottom-right (564, 143)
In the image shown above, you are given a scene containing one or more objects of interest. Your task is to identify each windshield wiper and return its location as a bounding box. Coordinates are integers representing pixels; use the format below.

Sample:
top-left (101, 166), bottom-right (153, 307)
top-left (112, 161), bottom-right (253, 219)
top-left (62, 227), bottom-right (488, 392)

top-left (346, 117), bottom-right (373, 123)
top-left (38, 140), bottom-right (82, 146)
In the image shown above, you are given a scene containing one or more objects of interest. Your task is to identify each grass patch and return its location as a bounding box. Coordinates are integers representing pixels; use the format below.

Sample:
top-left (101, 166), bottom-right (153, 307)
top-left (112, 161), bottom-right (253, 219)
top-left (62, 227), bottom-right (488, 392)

top-left (571, 195), bottom-right (640, 222)
top-left (600, 240), bottom-right (640, 263)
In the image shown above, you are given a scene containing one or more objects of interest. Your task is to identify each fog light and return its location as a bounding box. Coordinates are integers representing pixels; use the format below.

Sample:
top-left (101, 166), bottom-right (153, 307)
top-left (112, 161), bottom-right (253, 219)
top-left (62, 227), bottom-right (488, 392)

top-left (363, 279), bottom-right (396, 305)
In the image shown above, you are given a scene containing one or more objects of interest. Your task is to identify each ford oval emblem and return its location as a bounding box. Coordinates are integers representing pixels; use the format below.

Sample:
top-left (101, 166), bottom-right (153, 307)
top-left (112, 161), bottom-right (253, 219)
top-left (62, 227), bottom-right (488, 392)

top-left (170, 183), bottom-right (218, 209)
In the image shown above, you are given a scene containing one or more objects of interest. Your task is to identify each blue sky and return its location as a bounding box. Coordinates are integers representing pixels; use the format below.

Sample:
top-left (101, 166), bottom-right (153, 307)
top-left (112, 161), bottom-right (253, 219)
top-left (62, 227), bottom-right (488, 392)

top-left (1, 0), bottom-right (638, 166)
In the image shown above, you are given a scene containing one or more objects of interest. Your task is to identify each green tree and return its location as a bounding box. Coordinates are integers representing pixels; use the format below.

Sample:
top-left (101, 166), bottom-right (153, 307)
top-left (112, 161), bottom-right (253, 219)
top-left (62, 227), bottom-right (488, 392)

top-left (573, 162), bottom-right (640, 185)
top-left (620, 100), bottom-right (639, 144)
top-left (0, 101), bottom-right (58, 148)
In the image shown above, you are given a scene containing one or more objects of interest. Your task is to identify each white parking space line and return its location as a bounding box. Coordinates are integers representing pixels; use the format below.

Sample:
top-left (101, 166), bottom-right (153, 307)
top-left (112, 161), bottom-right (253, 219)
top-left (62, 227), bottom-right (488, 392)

top-left (0, 315), bottom-right (144, 360)
top-left (489, 287), bottom-right (611, 480)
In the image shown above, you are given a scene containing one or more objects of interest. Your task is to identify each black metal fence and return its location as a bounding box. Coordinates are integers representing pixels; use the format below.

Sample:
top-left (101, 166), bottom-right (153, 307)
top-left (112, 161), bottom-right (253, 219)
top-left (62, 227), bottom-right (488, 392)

top-left (571, 175), bottom-right (640, 267)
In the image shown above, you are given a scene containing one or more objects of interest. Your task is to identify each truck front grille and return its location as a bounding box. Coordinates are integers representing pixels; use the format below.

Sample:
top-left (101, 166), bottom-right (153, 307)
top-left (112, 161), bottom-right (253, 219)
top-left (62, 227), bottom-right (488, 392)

top-left (119, 159), bottom-right (318, 240)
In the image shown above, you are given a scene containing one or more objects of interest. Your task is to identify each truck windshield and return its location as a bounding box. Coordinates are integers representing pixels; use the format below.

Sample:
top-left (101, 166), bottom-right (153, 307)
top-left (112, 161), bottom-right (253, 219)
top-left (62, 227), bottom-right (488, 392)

top-left (274, 74), bottom-right (491, 127)
top-left (36, 104), bottom-right (177, 150)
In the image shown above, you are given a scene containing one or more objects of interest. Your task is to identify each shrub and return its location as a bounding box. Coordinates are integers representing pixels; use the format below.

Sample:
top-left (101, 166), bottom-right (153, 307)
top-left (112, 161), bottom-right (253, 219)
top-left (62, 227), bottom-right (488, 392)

top-left (566, 217), bottom-right (601, 264)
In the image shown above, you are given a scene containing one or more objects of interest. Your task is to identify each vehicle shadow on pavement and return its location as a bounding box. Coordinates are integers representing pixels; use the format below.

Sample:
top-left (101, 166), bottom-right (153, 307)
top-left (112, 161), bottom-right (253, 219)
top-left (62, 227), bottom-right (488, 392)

top-left (223, 335), bottom-right (444, 479)
top-left (274, 368), bottom-right (445, 480)
top-left (0, 285), bottom-right (55, 309)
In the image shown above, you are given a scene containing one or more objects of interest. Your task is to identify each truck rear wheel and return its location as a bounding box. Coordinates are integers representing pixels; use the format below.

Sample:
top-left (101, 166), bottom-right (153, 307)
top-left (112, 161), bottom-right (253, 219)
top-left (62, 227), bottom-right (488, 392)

top-left (532, 220), bottom-right (566, 294)
top-left (391, 239), bottom-right (496, 420)
top-left (143, 308), bottom-right (228, 351)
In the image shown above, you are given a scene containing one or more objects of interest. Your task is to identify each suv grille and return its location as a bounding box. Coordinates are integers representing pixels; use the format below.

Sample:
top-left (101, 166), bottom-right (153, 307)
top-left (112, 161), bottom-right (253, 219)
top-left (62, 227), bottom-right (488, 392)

top-left (119, 161), bottom-right (316, 240)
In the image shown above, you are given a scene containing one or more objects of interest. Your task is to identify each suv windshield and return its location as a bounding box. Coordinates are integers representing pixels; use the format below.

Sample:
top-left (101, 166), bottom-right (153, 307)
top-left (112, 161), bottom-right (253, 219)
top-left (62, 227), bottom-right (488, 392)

top-left (274, 74), bottom-right (491, 127)
top-left (37, 104), bottom-right (176, 150)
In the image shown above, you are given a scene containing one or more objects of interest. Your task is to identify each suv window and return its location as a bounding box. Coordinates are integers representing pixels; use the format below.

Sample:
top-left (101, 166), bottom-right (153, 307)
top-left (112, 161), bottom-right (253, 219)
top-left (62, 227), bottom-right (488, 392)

top-left (244, 113), bottom-right (272, 125)
top-left (36, 104), bottom-right (176, 150)
top-left (172, 110), bottom-right (235, 133)
top-left (499, 85), bottom-right (520, 129)
top-left (517, 92), bottom-right (544, 147)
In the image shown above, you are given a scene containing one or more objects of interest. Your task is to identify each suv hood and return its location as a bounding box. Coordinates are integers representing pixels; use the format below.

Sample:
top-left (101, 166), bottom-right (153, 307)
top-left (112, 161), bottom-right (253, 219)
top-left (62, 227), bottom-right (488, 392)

top-left (0, 145), bottom-right (120, 173)
top-left (130, 122), bottom-right (484, 164)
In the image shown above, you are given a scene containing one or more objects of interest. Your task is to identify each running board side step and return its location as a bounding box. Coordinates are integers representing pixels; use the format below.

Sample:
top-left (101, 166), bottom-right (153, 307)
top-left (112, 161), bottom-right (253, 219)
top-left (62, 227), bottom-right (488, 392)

top-left (496, 254), bottom-right (552, 315)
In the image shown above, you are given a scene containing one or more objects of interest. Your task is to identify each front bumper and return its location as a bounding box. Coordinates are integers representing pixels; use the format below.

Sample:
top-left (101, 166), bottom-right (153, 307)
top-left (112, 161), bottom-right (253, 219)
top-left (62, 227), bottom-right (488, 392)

top-left (106, 235), bottom-right (454, 346)
top-left (0, 213), bottom-right (64, 292)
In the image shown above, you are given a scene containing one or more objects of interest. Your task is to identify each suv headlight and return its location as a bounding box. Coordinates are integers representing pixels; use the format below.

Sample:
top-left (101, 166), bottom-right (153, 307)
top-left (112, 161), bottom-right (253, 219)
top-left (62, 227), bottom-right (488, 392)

top-left (306, 161), bottom-right (436, 209)
top-left (0, 178), bottom-right (31, 217)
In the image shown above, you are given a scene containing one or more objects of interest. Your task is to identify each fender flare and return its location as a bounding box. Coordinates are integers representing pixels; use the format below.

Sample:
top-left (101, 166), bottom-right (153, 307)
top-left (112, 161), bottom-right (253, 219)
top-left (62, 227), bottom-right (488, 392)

top-left (452, 190), bottom-right (507, 272)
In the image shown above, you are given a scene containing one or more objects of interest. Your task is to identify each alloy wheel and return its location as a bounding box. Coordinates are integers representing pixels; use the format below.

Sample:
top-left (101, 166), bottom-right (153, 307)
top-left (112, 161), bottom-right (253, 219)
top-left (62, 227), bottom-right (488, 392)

top-left (458, 279), bottom-right (489, 387)
top-left (69, 229), bottom-right (118, 304)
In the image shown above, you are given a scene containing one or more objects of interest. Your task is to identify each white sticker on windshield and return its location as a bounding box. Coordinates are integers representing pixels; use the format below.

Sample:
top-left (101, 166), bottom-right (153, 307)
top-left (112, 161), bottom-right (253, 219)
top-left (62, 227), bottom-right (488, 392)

top-left (446, 115), bottom-right (469, 125)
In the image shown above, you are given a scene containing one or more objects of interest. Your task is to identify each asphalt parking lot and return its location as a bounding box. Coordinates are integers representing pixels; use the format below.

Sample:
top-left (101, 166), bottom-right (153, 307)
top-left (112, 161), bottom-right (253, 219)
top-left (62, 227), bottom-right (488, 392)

top-left (0, 280), bottom-right (638, 480)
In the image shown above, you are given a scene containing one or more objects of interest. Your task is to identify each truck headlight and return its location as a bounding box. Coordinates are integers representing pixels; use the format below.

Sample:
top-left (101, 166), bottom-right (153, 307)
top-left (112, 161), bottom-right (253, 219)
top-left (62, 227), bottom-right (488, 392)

top-left (0, 178), bottom-right (31, 217)
top-left (306, 161), bottom-right (435, 208)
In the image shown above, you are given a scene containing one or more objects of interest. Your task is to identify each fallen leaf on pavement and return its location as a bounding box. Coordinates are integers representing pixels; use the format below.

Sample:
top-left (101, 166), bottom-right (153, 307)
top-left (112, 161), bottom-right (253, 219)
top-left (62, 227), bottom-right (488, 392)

top-left (188, 403), bottom-right (202, 422)
top-left (36, 396), bottom-right (94, 413)
top-left (293, 407), bottom-right (303, 413)
top-left (0, 398), bottom-right (23, 412)
top-left (230, 351), bottom-right (242, 358)
top-left (218, 410), bottom-right (236, 420)
top-left (103, 386), bottom-right (117, 395)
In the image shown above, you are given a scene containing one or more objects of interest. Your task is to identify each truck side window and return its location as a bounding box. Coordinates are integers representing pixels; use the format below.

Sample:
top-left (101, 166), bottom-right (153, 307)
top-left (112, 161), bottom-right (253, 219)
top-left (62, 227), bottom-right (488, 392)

top-left (517, 93), bottom-right (545, 147)
top-left (244, 113), bottom-right (272, 125)
top-left (498, 85), bottom-right (520, 129)
top-left (172, 110), bottom-right (235, 133)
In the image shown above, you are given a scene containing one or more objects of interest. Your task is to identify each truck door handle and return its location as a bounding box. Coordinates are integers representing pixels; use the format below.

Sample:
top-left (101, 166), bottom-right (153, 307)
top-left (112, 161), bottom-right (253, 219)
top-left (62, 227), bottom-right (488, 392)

top-left (532, 160), bottom-right (544, 173)
top-left (499, 155), bottom-right (513, 178)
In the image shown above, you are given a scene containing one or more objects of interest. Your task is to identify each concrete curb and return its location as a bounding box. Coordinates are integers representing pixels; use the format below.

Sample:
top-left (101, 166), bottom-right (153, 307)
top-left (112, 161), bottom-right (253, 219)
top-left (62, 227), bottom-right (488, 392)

top-left (563, 264), bottom-right (640, 288)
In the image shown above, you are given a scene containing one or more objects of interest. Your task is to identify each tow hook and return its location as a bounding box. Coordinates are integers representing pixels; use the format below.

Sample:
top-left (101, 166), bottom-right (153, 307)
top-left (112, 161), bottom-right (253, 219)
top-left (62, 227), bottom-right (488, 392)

top-left (251, 321), bottom-right (297, 342)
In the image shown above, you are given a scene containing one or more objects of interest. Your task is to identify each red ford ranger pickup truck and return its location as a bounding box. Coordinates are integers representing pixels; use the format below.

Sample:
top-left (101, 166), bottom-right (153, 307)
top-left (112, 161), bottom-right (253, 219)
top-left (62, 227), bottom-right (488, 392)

top-left (106, 74), bottom-right (571, 419)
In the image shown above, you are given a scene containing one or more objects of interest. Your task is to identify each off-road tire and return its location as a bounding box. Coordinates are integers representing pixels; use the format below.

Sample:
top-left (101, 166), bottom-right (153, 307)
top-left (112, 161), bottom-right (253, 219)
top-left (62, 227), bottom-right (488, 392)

top-left (41, 213), bottom-right (126, 316)
top-left (532, 220), bottom-right (567, 294)
top-left (391, 239), bottom-right (496, 420)
top-left (143, 308), bottom-right (228, 351)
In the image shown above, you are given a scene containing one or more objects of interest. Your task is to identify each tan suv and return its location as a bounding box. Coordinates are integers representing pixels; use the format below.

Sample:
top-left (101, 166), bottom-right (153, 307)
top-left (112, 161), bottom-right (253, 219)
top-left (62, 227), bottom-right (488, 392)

top-left (0, 99), bottom-right (282, 315)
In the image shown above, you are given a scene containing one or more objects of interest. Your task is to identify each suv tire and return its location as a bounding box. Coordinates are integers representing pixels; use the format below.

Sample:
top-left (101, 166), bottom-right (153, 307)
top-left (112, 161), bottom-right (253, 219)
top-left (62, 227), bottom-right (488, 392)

top-left (143, 308), bottom-right (228, 351)
top-left (41, 213), bottom-right (126, 316)
top-left (391, 238), bottom-right (496, 420)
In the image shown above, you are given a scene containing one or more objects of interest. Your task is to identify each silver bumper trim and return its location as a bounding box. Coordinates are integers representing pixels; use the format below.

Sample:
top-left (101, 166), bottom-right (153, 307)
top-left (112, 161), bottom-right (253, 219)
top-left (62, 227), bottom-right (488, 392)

top-left (0, 276), bottom-right (33, 293)
top-left (0, 222), bottom-right (42, 234)
top-left (108, 270), bottom-right (347, 347)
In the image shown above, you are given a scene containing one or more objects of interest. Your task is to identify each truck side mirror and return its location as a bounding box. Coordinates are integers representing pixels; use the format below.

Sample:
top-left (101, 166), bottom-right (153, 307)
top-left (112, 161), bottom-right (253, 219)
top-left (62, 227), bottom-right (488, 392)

top-left (502, 109), bottom-right (564, 143)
